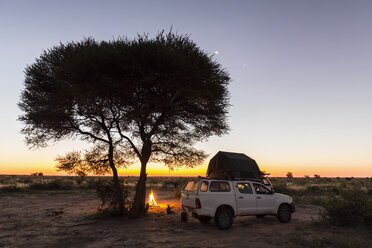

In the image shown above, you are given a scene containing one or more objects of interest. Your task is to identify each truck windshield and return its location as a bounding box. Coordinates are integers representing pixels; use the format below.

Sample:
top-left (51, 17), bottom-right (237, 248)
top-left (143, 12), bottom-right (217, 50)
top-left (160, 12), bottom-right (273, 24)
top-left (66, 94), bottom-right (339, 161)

top-left (183, 181), bottom-right (198, 191)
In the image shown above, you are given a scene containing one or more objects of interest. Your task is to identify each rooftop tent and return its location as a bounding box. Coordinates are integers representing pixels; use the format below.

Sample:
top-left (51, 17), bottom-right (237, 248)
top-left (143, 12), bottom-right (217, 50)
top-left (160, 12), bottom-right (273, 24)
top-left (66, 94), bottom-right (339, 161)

top-left (206, 151), bottom-right (263, 179)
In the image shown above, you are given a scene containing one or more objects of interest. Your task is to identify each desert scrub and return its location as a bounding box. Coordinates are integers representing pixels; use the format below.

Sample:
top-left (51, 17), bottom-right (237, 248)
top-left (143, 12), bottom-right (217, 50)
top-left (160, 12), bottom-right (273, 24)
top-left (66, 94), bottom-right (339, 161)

top-left (16, 176), bottom-right (33, 184)
top-left (289, 231), bottom-right (372, 248)
top-left (162, 178), bottom-right (188, 188)
top-left (28, 178), bottom-right (75, 190)
top-left (0, 175), bottom-right (17, 185)
top-left (173, 187), bottom-right (182, 199)
top-left (0, 185), bottom-right (22, 193)
top-left (273, 183), bottom-right (297, 195)
top-left (321, 186), bottom-right (372, 226)
top-left (95, 180), bottom-right (129, 215)
top-left (84, 177), bottom-right (111, 189)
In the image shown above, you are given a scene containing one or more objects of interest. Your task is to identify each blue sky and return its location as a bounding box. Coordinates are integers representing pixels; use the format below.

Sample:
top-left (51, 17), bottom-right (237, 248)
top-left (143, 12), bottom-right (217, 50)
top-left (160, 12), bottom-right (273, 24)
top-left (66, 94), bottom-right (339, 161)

top-left (0, 0), bottom-right (371, 176)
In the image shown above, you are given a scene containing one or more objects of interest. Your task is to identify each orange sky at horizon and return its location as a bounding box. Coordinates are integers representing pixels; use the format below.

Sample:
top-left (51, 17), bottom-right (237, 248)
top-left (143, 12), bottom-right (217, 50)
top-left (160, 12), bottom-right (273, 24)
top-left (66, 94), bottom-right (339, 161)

top-left (1, 159), bottom-right (371, 178)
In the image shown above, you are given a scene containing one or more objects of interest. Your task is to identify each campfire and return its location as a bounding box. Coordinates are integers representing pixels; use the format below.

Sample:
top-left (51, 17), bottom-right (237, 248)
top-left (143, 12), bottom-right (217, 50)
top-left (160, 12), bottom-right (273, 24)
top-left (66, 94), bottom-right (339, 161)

top-left (148, 190), bottom-right (158, 206)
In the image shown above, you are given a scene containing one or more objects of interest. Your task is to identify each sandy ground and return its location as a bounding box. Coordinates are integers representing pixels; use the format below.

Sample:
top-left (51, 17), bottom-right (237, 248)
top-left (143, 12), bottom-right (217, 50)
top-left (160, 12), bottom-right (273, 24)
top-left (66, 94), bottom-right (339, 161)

top-left (0, 190), bottom-right (324, 248)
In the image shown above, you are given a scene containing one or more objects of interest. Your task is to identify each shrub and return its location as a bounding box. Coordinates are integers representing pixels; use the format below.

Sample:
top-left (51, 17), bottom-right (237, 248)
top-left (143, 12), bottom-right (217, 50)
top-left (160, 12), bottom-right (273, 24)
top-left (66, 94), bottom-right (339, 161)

top-left (286, 172), bottom-right (293, 178)
top-left (322, 187), bottom-right (372, 226)
top-left (95, 180), bottom-right (129, 215)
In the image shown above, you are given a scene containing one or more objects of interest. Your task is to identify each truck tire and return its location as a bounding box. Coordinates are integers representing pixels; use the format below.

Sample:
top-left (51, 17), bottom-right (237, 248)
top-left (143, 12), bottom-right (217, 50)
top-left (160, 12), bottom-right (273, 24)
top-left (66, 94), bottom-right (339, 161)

top-left (198, 216), bottom-right (212, 223)
top-left (277, 204), bottom-right (292, 223)
top-left (181, 211), bottom-right (188, 222)
top-left (215, 207), bottom-right (233, 230)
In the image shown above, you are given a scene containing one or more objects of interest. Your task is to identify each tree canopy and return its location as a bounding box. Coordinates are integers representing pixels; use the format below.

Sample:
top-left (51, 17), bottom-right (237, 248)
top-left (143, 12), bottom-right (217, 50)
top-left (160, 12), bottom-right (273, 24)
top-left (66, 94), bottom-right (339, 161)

top-left (19, 31), bottom-right (230, 216)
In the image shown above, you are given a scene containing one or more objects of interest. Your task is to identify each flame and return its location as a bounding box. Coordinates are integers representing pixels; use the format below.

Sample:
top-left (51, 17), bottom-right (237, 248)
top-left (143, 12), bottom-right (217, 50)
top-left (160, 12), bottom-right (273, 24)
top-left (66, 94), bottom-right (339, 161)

top-left (148, 190), bottom-right (158, 206)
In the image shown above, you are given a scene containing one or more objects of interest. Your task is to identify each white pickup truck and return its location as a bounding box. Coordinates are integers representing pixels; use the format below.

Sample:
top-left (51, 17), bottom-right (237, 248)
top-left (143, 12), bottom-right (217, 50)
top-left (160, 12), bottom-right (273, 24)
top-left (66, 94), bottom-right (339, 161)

top-left (181, 178), bottom-right (295, 229)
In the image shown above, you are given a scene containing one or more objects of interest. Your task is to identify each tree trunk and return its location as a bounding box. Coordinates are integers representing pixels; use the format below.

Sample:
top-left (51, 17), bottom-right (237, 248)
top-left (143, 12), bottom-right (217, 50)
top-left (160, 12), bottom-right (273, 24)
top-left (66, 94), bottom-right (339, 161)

top-left (129, 160), bottom-right (148, 216)
top-left (109, 144), bottom-right (127, 215)
top-left (130, 142), bottom-right (151, 217)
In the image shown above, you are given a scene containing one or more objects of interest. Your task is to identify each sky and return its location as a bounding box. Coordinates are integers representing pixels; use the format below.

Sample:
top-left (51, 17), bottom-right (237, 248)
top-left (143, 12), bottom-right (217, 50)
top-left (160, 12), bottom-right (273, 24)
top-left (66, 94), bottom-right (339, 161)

top-left (0, 0), bottom-right (371, 177)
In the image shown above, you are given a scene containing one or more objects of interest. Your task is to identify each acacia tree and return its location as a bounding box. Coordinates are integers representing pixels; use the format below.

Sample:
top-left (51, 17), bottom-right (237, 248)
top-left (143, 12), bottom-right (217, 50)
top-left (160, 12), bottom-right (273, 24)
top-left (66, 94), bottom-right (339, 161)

top-left (19, 31), bottom-right (230, 216)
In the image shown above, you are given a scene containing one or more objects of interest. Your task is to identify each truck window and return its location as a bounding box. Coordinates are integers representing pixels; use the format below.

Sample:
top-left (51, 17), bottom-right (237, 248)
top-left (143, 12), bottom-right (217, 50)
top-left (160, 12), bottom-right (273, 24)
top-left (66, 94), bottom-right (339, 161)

top-left (183, 181), bottom-right (198, 191)
top-left (209, 181), bottom-right (230, 192)
top-left (252, 183), bottom-right (270, 194)
top-left (237, 183), bottom-right (253, 194)
top-left (200, 181), bottom-right (209, 192)
top-left (262, 178), bottom-right (271, 186)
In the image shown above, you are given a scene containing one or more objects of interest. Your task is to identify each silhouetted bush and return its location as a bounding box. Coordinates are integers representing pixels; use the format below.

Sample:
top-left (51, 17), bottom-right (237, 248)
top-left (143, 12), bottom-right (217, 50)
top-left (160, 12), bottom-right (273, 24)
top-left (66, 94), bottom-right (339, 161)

top-left (322, 187), bottom-right (372, 226)
top-left (95, 181), bottom-right (129, 215)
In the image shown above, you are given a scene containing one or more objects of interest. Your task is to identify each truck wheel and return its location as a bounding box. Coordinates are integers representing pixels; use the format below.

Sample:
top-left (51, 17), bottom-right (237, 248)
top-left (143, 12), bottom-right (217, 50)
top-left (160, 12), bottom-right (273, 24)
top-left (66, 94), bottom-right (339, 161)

top-left (277, 204), bottom-right (292, 223)
top-left (181, 211), bottom-right (188, 222)
top-left (215, 207), bottom-right (233, 230)
top-left (198, 216), bottom-right (212, 223)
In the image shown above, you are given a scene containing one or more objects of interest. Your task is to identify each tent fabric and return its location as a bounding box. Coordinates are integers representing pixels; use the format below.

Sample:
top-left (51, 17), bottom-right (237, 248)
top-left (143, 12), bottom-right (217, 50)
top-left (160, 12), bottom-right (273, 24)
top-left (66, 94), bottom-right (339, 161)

top-left (206, 151), bottom-right (263, 179)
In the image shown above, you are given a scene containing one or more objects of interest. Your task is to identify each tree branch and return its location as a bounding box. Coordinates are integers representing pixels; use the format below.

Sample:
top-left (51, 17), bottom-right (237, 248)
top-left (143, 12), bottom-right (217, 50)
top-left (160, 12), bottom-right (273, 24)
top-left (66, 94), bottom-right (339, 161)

top-left (69, 120), bottom-right (110, 144)
top-left (115, 120), bottom-right (142, 158)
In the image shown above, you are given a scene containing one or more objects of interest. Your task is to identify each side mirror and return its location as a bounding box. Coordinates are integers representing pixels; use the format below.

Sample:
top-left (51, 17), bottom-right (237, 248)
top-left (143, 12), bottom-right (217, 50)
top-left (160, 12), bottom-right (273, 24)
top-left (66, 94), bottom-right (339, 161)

top-left (271, 188), bottom-right (275, 194)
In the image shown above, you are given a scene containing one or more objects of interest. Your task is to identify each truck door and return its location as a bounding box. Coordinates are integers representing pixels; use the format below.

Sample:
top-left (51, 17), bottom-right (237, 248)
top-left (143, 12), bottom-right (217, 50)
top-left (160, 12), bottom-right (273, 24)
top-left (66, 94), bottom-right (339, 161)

top-left (181, 180), bottom-right (198, 210)
top-left (233, 182), bottom-right (256, 215)
top-left (252, 183), bottom-right (276, 214)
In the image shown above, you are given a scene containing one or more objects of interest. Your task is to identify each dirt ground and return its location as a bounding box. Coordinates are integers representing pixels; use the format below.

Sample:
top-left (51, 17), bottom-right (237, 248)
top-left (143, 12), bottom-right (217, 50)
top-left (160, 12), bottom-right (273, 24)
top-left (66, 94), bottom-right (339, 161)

top-left (0, 189), bottom-right (325, 248)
